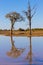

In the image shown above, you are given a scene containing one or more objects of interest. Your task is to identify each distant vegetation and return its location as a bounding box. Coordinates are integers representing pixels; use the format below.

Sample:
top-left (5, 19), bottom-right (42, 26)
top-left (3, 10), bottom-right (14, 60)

top-left (0, 28), bottom-right (43, 31)
top-left (18, 28), bottom-right (25, 31)
top-left (32, 28), bottom-right (43, 30)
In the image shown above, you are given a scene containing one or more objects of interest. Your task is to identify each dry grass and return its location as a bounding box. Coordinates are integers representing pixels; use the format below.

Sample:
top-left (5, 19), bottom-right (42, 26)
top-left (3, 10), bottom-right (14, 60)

top-left (0, 30), bottom-right (43, 37)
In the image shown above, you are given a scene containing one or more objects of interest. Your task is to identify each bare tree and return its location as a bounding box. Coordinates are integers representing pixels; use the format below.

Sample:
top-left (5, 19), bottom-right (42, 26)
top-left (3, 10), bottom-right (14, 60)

top-left (5, 12), bottom-right (23, 36)
top-left (23, 0), bottom-right (37, 35)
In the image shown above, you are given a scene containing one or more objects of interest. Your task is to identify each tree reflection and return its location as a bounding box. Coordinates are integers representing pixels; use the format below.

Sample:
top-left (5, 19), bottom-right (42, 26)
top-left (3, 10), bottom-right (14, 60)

top-left (26, 36), bottom-right (32, 65)
top-left (6, 35), bottom-right (25, 58)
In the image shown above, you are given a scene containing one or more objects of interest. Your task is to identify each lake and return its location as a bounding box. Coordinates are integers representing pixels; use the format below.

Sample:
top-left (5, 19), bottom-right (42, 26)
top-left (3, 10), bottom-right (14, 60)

top-left (0, 35), bottom-right (43, 65)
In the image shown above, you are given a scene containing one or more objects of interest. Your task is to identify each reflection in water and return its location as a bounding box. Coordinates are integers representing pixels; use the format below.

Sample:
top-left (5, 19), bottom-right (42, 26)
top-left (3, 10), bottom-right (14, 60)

top-left (0, 35), bottom-right (43, 64)
top-left (26, 36), bottom-right (32, 65)
top-left (6, 35), bottom-right (25, 58)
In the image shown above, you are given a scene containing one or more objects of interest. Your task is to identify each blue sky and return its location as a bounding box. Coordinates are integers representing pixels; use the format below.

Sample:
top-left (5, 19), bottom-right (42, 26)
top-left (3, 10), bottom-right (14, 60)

top-left (0, 0), bottom-right (43, 30)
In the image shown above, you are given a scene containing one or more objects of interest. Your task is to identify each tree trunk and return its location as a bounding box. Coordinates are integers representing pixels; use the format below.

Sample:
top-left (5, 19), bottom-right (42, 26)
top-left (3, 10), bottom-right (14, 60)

top-left (11, 25), bottom-right (12, 36)
top-left (29, 18), bottom-right (31, 36)
top-left (11, 21), bottom-right (13, 36)
top-left (30, 20), bottom-right (31, 35)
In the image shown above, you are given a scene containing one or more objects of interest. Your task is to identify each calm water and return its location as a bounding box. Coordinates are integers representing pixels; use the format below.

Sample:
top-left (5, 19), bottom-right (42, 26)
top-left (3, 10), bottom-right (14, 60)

top-left (0, 35), bottom-right (43, 65)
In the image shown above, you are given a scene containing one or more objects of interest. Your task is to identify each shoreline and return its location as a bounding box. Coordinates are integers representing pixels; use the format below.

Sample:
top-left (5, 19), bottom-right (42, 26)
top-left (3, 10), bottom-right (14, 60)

top-left (0, 30), bottom-right (43, 37)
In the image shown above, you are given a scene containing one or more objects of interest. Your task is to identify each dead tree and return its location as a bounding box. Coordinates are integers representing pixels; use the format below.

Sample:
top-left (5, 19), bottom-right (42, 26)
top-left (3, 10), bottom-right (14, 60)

top-left (23, 0), bottom-right (37, 35)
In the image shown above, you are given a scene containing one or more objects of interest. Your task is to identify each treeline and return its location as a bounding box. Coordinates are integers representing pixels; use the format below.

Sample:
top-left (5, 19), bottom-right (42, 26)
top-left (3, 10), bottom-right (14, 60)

top-left (0, 28), bottom-right (43, 31)
top-left (32, 28), bottom-right (43, 31)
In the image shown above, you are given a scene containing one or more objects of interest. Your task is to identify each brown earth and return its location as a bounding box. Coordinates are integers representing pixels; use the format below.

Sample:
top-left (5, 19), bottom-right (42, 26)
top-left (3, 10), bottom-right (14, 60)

top-left (0, 30), bottom-right (43, 37)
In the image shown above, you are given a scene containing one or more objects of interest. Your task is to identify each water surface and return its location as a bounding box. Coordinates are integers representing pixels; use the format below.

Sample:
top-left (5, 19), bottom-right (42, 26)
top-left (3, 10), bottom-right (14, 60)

top-left (0, 35), bottom-right (43, 65)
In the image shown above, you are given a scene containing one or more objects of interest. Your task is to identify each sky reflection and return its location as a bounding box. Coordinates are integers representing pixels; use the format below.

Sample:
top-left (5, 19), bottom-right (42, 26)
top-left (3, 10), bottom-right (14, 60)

top-left (0, 35), bottom-right (43, 64)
